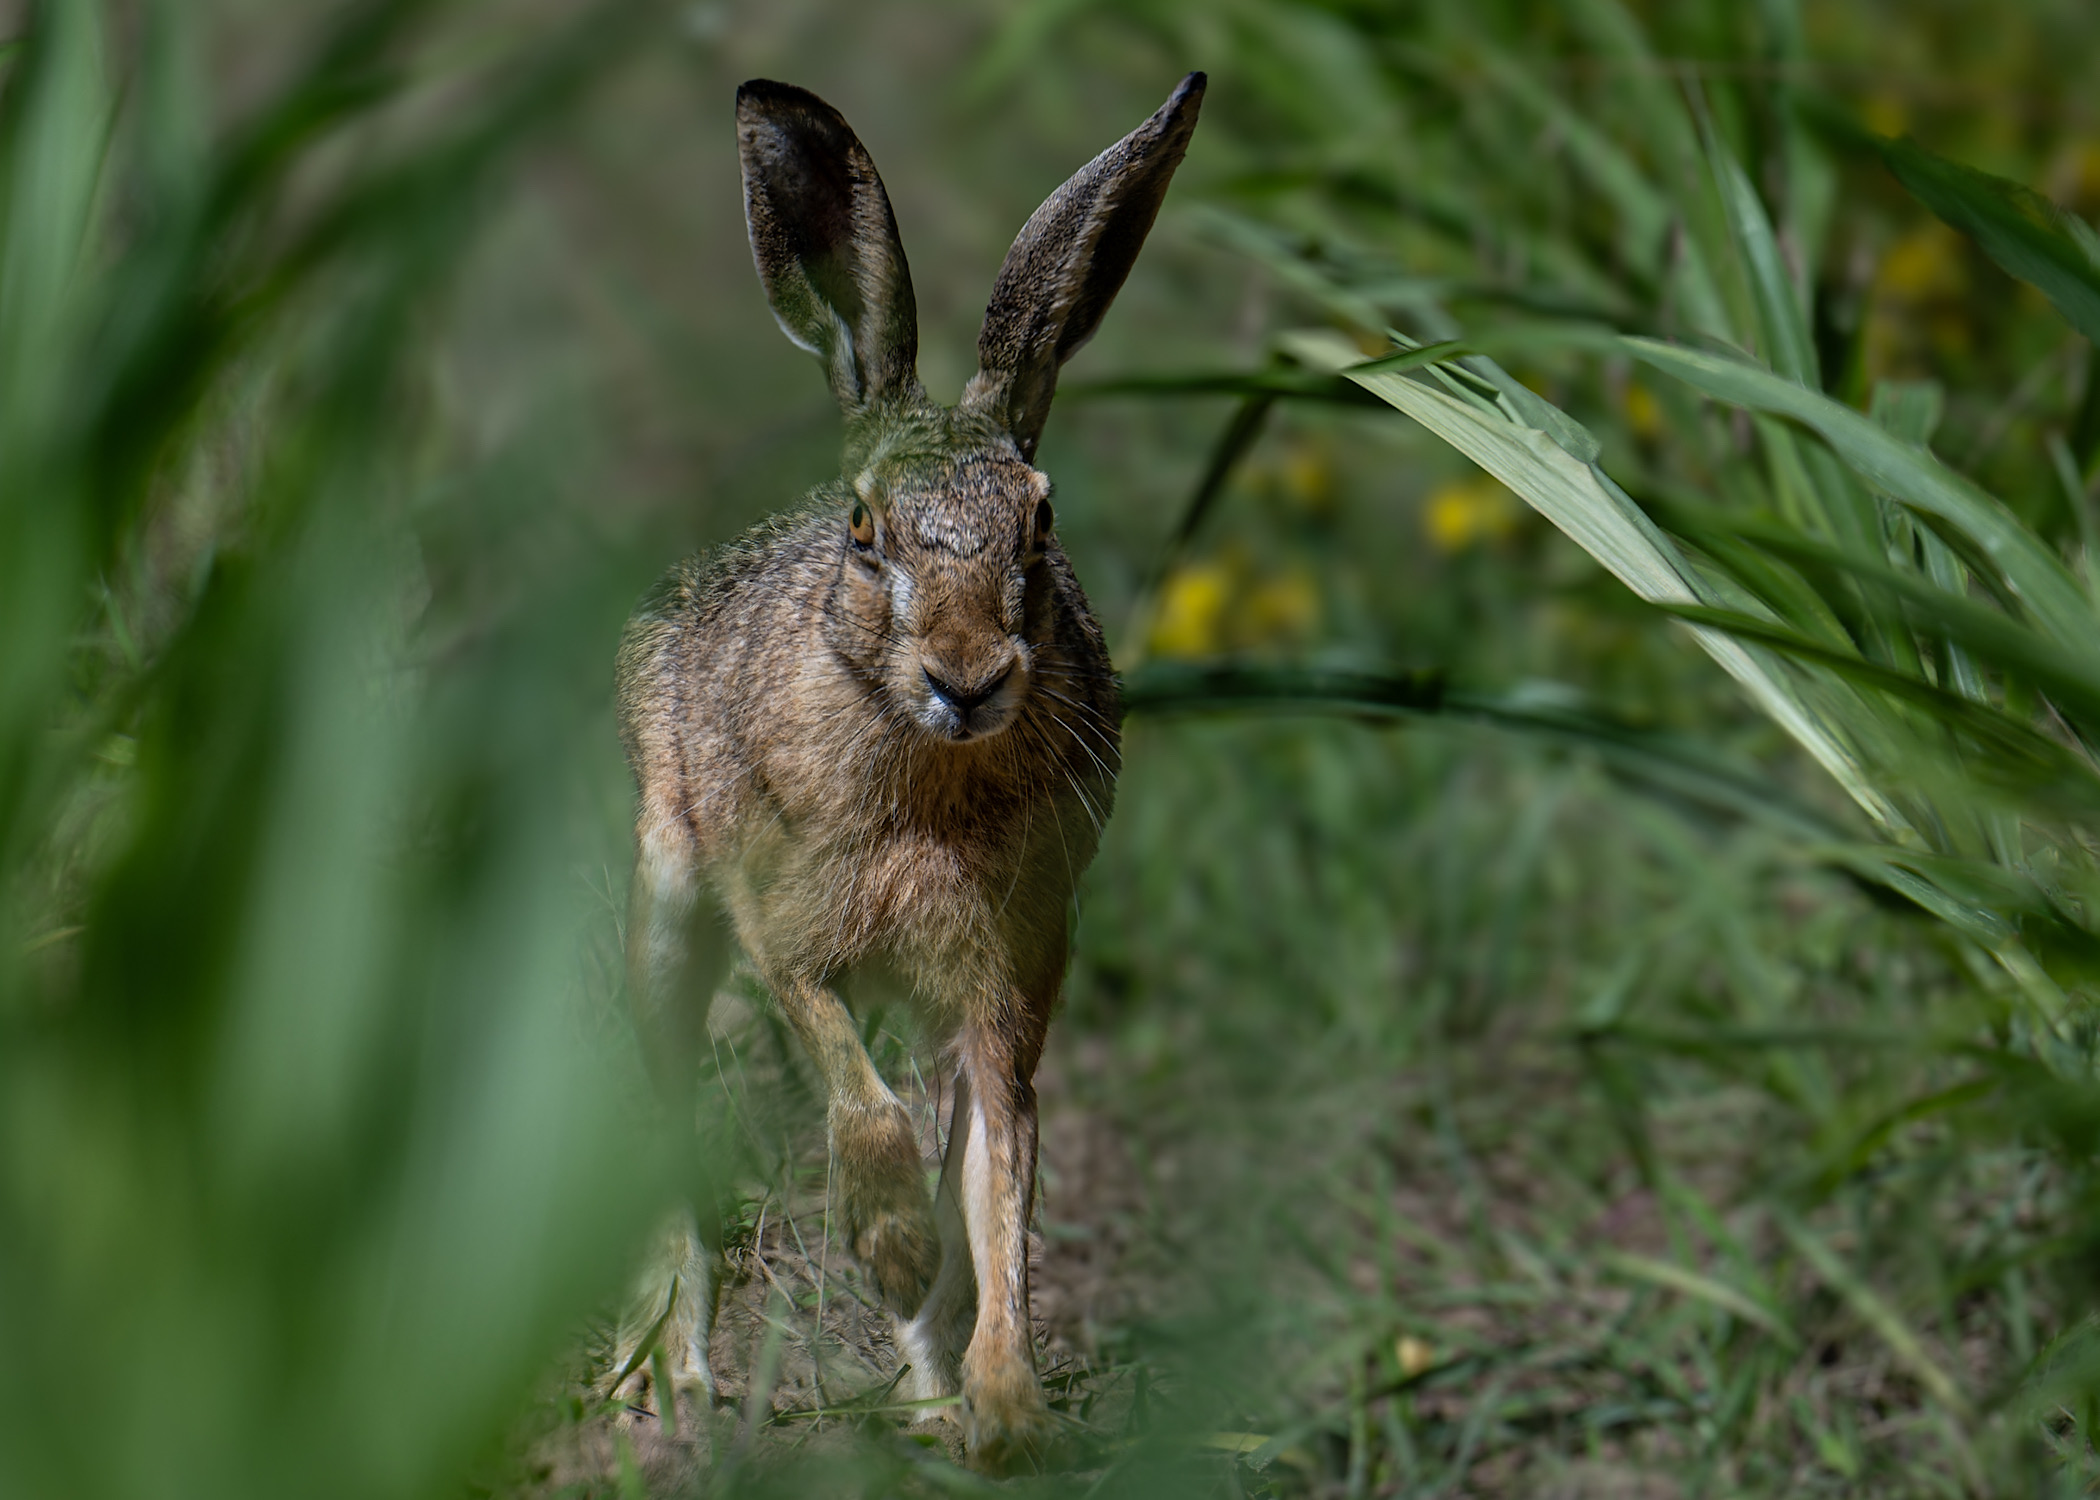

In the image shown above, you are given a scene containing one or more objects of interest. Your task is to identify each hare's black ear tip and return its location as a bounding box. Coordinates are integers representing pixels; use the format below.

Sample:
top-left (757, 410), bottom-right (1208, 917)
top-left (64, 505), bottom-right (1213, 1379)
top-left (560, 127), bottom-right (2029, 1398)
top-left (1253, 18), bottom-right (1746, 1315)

top-left (737, 78), bottom-right (828, 122)
top-left (1172, 72), bottom-right (1207, 108)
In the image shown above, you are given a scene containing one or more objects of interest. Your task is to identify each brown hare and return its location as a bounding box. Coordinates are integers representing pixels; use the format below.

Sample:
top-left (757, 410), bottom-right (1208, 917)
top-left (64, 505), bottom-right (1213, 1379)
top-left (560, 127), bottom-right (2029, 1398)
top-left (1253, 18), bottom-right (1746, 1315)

top-left (613, 74), bottom-right (1204, 1470)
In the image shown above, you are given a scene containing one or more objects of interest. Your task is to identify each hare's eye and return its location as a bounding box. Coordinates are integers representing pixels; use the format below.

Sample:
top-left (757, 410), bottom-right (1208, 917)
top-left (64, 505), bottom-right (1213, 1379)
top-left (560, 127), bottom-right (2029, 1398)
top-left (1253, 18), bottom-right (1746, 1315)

top-left (849, 502), bottom-right (876, 548)
top-left (1031, 498), bottom-right (1054, 550)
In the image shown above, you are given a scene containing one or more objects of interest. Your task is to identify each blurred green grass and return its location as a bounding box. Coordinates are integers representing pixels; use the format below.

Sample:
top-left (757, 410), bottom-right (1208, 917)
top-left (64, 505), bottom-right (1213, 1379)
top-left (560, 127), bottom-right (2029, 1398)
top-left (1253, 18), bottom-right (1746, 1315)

top-left (0, 5), bottom-right (666, 1497)
top-left (11, 1), bottom-right (2100, 1497)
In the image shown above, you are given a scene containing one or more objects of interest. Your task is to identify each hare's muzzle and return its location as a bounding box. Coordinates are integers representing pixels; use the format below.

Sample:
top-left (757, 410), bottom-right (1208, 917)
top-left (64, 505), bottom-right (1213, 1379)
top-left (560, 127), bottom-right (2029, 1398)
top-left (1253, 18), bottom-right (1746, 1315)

top-left (920, 658), bottom-right (1018, 741)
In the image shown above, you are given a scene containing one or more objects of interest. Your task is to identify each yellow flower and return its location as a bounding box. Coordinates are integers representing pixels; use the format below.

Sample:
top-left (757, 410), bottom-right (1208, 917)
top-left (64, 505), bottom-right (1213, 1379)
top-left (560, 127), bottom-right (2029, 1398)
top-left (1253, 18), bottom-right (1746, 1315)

top-left (1862, 92), bottom-right (1909, 140)
top-left (1148, 560), bottom-right (1232, 659)
top-left (1280, 443), bottom-right (1334, 513)
top-left (1424, 474), bottom-right (1518, 552)
top-left (1246, 566), bottom-right (1319, 641)
top-left (1623, 380), bottom-right (1663, 442)
top-left (1396, 1335), bottom-right (1436, 1378)
top-left (2049, 140), bottom-right (2100, 213)
top-left (1878, 225), bottom-right (1966, 302)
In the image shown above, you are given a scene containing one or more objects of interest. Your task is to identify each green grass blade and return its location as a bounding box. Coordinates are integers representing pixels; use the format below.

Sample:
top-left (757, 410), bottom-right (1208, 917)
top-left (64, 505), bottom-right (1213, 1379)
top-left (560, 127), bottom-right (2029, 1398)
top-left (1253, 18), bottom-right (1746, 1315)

top-left (1167, 392), bottom-right (1274, 553)
top-left (1280, 334), bottom-right (1688, 600)
top-left (0, 1), bottom-right (103, 404)
top-left (1880, 135), bottom-right (2100, 347)
top-left (1599, 1251), bottom-right (1801, 1348)
top-left (1775, 1210), bottom-right (1976, 1424)
top-left (1626, 337), bottom-right (2096, 648)
top-left (1283, 326), bottom-right (1894, 827)
top-left (1648, 496), bottom-right (2100, 736)
top-left (1659, 602), bottom-right (2100, 810)
top-left (0, 0), bottom-right (108, 868)
top-left (1062, 369), bottom-right (1377, 403)
top-left (1703, 119), bottom-right (1817, 387)
top-left (1122, 661), bottom-right (1846, 837)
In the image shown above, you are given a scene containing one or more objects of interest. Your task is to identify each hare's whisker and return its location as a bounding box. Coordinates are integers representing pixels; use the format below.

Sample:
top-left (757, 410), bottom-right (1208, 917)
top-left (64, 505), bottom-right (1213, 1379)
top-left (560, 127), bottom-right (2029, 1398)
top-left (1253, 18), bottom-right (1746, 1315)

top-left (1028, 667), bottom-right (1120, 722)
top-left (1060, 767), bottom-right (1105, 841)
top-left (993, 791), bottom-right (1035, 921)
top-left (1032, 685), bottom-right (1121, 765)
top-left (1033, 695), bottom-right (1120, 783)
top-left (1013, 717), bottom-right (1081, 895)
top-left (1021, 715), bottom-right (1105, 840)
top-left (1030, 676), bottom-right (1109, 716)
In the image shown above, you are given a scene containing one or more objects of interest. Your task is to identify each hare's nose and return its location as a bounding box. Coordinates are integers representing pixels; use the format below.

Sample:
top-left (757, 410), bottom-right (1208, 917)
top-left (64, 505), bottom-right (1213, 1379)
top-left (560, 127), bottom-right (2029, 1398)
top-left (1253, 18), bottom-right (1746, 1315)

top-left (924, 662), bottom-right (1012, 715)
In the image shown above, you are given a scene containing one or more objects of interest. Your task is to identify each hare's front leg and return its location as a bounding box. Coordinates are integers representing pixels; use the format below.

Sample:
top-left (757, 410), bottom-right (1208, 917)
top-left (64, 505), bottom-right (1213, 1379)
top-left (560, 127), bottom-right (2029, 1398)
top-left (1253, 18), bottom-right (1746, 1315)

top-left (953, 1005), bottom-right (1056, 1472)
top-left (764, 969), bottom-right (941, 1315)
top-left (614, 1208), bottom-right (725, 1410)
top-left (617, 830), bottom-right (735, 1411)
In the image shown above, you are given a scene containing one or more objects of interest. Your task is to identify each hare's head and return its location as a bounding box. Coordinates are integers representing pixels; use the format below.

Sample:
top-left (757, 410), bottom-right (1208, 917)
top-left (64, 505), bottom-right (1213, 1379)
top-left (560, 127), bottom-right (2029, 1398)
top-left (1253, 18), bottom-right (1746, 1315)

top-left (737, 75), bottom-right (1203, 744)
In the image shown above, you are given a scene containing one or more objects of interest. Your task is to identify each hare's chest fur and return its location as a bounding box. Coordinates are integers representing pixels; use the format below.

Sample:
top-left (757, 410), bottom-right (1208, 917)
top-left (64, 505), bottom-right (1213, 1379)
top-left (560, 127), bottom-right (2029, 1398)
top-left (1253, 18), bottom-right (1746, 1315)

top-left (724, 629), bottom-right (1108, 986)
top-left (622, 513), bottom-right (1115, 995)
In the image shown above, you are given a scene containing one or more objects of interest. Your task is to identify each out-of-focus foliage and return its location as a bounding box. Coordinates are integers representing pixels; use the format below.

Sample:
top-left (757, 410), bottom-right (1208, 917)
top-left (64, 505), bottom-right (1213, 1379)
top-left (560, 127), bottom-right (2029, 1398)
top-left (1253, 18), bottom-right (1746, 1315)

top-left (0, 5), bottom-right (661, 1497)
top-left (17, 0), bottom-right (2100, 1497)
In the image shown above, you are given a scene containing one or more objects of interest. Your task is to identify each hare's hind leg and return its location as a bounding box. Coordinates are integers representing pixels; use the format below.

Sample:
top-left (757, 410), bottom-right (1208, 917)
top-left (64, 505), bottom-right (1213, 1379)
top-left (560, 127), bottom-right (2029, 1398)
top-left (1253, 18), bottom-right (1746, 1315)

top-left (614, 827), bottom-right (735, 1412)
top-left (897, 1070), bottom-right (977, 1411)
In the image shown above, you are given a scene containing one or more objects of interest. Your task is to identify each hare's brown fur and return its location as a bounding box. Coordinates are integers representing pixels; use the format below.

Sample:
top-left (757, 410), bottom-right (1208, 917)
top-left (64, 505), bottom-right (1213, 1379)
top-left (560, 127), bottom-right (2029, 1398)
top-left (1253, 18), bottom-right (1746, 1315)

top-left (615, 76), bottom-right (1200, 1474)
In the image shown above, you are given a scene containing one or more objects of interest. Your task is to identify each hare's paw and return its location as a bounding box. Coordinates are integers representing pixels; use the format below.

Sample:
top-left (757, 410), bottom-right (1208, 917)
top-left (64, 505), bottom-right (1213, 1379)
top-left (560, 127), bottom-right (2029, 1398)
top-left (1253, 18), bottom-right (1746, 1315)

top-left (960, 1358), bottom-right (1059, 1475)
top-left (897, 1293), bottom-right (970, 1412)
top-left (663, 1340), bottom-right (719, 1409)
top-left (845, 1198), bottom-right (941, 1312)
top-left (607, 1221), bottom-right (725, 1411)
top-left (606, 1330), bottom-right (718, 1411)
top-left (834, 1110), bottom-right (940, 1312)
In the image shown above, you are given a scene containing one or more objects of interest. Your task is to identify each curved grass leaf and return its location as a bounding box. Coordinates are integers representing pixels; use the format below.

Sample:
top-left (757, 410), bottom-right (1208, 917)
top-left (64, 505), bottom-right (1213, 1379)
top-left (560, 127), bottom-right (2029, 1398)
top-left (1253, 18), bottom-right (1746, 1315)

top-left (1282, 326), bottom-right (1895, 827)
top-left (1647, 496), bottom-right (2100, 736)
top-left (1121, 660), bottom-right (1845, 837)
top-left (1658, 602), bottom-right (2100, 813)
top-left (1774, 1210), bottom-right (1977, 1426)
top-left (1880, 136), bottom-right (2100, 348)
top-left (1626, 337), bottom-right (2095, 648)
top-left (1703, 117), bottom-right (1816, 388)
top-left (1599, 1250), bottom-right (1800, 1348)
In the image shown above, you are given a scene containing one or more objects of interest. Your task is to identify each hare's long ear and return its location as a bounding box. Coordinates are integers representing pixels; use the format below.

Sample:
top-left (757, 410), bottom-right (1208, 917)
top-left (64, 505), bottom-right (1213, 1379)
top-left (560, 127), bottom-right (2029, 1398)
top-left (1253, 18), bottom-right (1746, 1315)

top-left (962, 73), bottom-right (1204, 460)
top-left (737, 80), bottom-right (920, 411)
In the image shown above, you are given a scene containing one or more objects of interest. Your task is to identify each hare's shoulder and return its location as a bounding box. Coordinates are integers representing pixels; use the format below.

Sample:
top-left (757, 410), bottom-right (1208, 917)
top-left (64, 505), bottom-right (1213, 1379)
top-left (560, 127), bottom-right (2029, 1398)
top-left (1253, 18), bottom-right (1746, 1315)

top-left (634, 505), bottom-right (838, 628)
top-left (1035, 547), bottom-right (1121, 713)
top-left (616, 503), bottom-right (840, 726)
